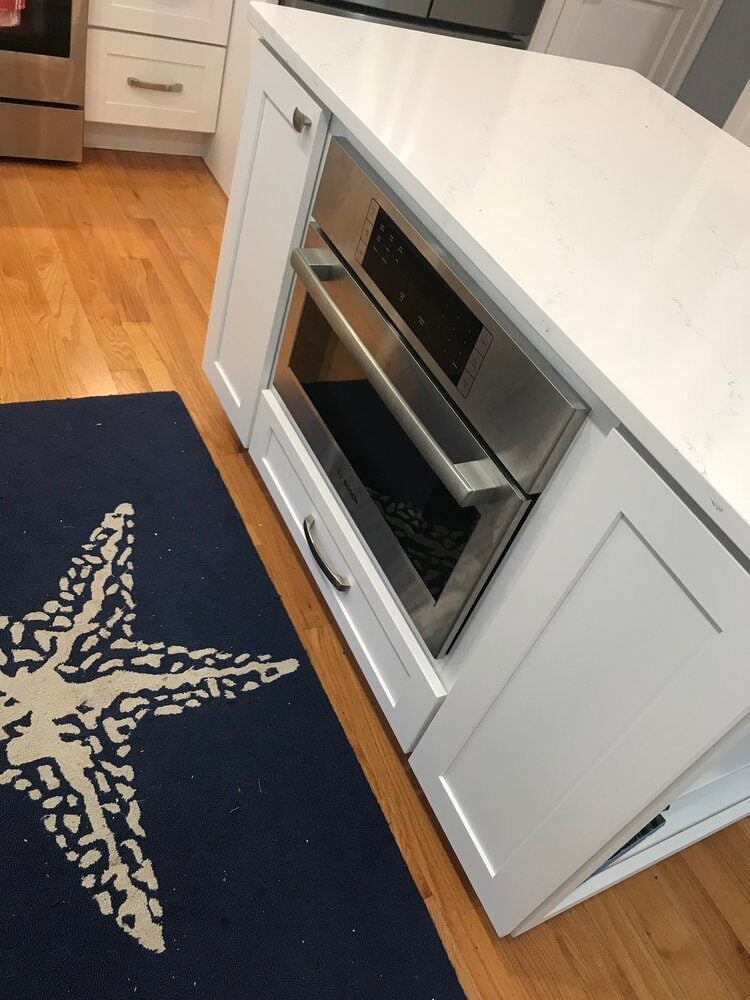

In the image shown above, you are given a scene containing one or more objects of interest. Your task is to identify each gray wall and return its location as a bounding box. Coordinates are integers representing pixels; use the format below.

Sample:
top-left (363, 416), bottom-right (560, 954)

top-left (677, 0), bottom-right (750, 126)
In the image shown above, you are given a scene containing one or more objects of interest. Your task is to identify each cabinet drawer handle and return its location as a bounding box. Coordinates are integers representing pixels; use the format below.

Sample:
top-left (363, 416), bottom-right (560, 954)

top-left (302, 514), bottom-right (350, 592)
top-left (292, 106), bottom-right (312, 133)
top-left (127, 77), bottom-right (183, 93)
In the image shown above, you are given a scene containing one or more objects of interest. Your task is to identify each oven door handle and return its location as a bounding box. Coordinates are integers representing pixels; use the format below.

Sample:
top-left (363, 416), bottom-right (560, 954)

top-left (290, 246), bottom-right (509, 509)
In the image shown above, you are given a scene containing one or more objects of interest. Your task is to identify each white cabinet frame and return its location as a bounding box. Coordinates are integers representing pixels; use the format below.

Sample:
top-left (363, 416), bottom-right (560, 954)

top-left (203, 44), bottom-right (330, 444)
top-left (88, 0), bottom-right (235, 46)
top-left (412, 429), bottom-right (750, 934)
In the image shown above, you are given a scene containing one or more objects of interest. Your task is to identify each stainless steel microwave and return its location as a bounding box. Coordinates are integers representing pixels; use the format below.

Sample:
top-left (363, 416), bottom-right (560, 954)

top-left (274, 139), bottom-right (587, 656)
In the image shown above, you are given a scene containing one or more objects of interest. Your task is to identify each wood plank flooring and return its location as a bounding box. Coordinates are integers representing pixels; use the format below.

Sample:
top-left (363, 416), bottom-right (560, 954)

top-left (1, 149), bottom-right (749, 999)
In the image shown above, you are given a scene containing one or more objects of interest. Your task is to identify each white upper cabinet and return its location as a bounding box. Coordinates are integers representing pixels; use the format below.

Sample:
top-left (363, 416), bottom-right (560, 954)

top-left (203, 44), bottom-right (329, 443)
top-left (88, 0), bottom-right (235, 46)
top-left (411, 428), bottom-right (750, 935)
top-left (531, 0), bottom-right (721, 93)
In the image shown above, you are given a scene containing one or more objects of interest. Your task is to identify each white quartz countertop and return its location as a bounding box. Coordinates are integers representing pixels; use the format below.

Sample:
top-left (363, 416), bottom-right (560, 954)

top-left (248, 2), bottom-right (750, 556)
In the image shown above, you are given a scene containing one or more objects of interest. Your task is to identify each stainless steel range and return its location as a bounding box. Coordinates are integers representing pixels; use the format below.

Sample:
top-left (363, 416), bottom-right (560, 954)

top-left (0, 0), bottom-right (88, 162)
top-left (274, 139), bottom-right (587, 656)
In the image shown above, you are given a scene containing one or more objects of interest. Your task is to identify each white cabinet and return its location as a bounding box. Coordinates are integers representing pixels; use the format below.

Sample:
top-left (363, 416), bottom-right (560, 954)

top-left (89, 0), bottom-right (234, 46)
top-left (531, 0), bottom-right (721, 93)
top-left (411, 428), bottom-right (750, 934)
top-left (85, 0), bottom-right (234, 141)
top-left (202, 44), bottom-right (329, 443)
top-left (85, 30), bottom-right (225, 133)
top-left (250, 389), bottom-right (446, 751)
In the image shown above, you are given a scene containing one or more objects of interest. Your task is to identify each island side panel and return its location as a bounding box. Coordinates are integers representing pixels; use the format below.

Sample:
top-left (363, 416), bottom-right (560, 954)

top-left (203, 43), bottom-right (330, 444)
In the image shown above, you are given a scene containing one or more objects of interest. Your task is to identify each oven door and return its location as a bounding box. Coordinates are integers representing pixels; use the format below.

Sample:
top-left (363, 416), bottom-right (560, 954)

top-left (0, 0), bottom-right (87, 105)
top-left (274, 226), bottom-right (531, 657)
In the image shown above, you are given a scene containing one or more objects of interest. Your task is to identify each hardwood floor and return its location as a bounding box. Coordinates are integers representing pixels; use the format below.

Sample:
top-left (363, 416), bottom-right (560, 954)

top-left (2, 149), bottom-right (750, 999)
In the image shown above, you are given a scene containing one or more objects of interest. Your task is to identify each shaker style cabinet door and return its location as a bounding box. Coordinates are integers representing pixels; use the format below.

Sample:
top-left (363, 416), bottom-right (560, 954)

top-left (250, 390), bottom-right (446, 752)
top-left (533, 0), bottom-right (720, 93)
top-left (430, 0), bottom-right (541, 37)
top-left (203, 44), bottom-right (329, 444)
top-left (411, 429), bottom-right (750, 934)
top-left (88, 0), bottom-right (234, 45)
top-left (85, 30), bottom-right (225, 133)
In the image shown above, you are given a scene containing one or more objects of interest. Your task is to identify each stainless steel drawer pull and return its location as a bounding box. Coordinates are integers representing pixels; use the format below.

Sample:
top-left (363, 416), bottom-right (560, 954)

top-left (127, 77), bottom-right (183, 93)
top-left (302, 514), bottom-right (350, 592)
top-left (292, 107), bottom-right (312, 133)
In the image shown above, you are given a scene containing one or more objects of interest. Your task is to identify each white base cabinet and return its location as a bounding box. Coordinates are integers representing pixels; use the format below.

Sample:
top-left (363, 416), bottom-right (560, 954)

top-left (411, 428), bottom-right (750, 934)
top-left (202, 44), bottom-right (329, 444)
top-left (250, 389), bottom-right (445, 750)
top-left (205, 41), bottom-right (750, 940)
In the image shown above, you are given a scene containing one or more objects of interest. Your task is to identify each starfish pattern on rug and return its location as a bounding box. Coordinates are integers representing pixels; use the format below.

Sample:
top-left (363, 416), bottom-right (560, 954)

top-left (0, 503), bottom-right (298, 953)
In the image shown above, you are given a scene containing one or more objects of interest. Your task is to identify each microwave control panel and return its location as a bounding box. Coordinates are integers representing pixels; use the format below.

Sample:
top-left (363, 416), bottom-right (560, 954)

top-left (357, 202), bottom-right (492, 398)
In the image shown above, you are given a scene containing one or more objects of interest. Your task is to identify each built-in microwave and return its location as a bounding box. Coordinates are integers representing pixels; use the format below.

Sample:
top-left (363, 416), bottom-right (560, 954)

top-left (274, 139), bottom-right (587, 656)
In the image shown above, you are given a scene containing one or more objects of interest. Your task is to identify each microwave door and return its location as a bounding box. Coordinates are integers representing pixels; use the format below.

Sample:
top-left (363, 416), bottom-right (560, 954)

top-left (274, 227), bottom-right (530, 656)
top-left (289, 245), bottom-right (507, 509)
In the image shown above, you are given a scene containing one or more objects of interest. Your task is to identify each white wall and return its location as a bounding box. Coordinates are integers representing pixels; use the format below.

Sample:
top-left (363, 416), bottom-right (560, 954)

top-left (677, 0), bottom-right (750, 127)
top-left (204, 1), bottom-right (278, 194)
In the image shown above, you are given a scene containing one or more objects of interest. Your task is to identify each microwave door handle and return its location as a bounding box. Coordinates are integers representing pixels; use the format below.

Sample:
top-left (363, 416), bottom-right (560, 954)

top-left (290, 247), bottom-right (508, 509)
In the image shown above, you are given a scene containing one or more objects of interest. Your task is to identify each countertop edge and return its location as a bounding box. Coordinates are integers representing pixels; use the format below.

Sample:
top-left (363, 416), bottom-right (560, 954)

top-left (247, 3), bottom-right (750, 563)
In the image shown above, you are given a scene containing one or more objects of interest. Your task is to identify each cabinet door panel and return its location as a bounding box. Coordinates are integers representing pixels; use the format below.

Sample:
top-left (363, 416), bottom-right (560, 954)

top-left (88, 0), bottom-right (234, 46)
top-left (411, 429), bottom-right (750, 934)
top-left (85, 30), bottom-right (225, 133)
top-left (353, 0), bottom-right (430, 14)
top-left (203, 44), bottom-right (329, 443)
top-left (542, 0), bottom-right (717, 92)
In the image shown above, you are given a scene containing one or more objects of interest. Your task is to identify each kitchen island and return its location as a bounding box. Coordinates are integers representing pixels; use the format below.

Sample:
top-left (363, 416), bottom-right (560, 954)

top-left (203, 3), bottom-right (750, 937)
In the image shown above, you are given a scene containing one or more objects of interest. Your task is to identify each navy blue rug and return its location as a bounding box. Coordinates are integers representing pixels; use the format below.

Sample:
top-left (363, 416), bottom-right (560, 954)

top-left (0, 392), bottom-right (464, 1000)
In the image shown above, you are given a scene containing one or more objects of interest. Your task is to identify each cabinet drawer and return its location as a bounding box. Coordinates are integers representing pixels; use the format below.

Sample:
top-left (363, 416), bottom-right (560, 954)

top-left (85, 29), bottom-right (224, 133)
top-left (89, 0), bottom-right (234, 45)
top-left (250, 390), bottom-right (445, 751)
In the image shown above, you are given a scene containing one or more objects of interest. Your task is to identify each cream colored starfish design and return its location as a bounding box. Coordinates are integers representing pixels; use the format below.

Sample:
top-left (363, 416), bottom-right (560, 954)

top-left (0, 503), bottom-right (298, 953)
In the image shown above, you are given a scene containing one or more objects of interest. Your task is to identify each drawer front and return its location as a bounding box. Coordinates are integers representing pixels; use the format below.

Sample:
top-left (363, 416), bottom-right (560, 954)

top-left (250, 390), bottom-right (445, 752)
top-left (88, 0), bottom-right (234, 45)
top-left (203, 44), bottom-right (328, 443)
top-left (85, 29), bottom-right (225, 133)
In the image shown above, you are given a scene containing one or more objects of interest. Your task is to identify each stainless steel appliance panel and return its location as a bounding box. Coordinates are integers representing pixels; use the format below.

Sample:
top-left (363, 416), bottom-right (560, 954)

top-left (429, 0), bottom-right (543, 37)
top-left (312, 139), bottom-right (587, 494)
top-left (0, 102), bottom-right (84, 162)
top-left (289, 245), bottom-right (511, 509)
top-left (0, 0), bottom-right (88, 105)
top-left (343, 0), bottom-right (430, 15)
